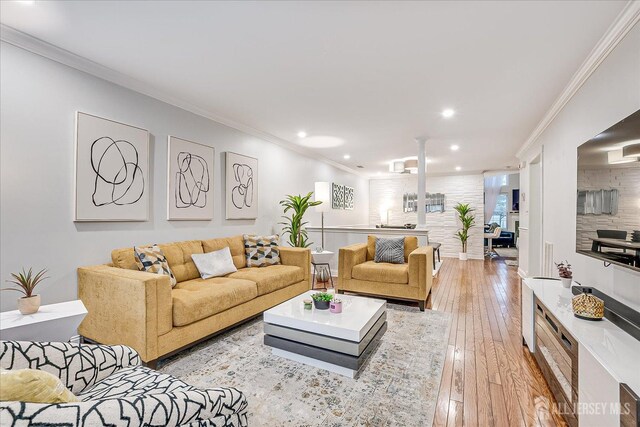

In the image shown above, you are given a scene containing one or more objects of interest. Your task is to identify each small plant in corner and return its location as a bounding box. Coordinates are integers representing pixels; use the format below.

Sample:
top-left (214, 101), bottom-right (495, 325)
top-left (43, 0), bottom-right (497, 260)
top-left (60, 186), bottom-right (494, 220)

top-left (3, 268), bottom-right (49, 315)
top-left (279, 192), bottom-right (322, 248)
top-left (311, 292), bottom-right (334, 310)
top-left (453, 202), bottom-right (476, 261)
top-left (555, 260), bottom-right (573, 288)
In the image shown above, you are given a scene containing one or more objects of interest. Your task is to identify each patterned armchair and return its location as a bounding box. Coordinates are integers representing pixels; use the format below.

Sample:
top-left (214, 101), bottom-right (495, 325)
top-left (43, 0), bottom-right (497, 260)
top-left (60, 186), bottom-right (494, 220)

top-left (0, 341), bottom-right (248, 426)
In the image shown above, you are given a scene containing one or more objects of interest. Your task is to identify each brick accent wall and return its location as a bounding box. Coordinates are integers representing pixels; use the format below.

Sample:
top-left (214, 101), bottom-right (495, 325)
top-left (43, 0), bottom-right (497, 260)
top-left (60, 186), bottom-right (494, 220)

top-left (576, 166), bottom-right (640, 251)
top-left (369, 174), bottom-right (485, 259)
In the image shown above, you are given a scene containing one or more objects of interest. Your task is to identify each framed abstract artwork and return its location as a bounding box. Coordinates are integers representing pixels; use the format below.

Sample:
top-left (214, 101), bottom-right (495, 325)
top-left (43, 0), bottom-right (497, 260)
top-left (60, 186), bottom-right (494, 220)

top-left (332, 183), bottom-right (345, 209)
top-left (74, 112), bottom-right (149, 221)
top-left (225, 152), bottom-right (258, 219)
top-left (167, 136), bottom-right (214, 220)
top-left (344, 186), bottom-right (355, 210)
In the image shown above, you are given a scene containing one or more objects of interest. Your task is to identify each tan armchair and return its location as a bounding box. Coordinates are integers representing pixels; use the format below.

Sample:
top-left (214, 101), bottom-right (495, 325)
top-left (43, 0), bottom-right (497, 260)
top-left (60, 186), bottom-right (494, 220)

top-left (337, 236), bottom-right (434, 311)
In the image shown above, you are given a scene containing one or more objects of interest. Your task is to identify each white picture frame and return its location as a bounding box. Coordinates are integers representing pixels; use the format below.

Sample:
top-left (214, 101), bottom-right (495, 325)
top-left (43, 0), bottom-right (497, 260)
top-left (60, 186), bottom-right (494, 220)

top-left (167, 136), bottom-right (214, 220)
top-left (74, 112), bottom-right (149, 221)
top-left (225, 152), bottom-right (258, 219)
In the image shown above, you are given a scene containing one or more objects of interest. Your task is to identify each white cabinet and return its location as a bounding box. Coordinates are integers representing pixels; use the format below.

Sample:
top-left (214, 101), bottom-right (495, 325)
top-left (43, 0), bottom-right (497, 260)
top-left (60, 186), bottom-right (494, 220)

top-left (521, 278), bottom-right (535, 353)
top-left (578, 342), bottom-right (620, 426)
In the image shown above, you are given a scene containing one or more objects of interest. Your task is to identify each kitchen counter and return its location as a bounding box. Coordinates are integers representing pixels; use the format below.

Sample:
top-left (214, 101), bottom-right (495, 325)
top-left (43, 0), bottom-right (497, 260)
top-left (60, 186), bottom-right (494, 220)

top-left (523, 277), bottom-right (640, 394)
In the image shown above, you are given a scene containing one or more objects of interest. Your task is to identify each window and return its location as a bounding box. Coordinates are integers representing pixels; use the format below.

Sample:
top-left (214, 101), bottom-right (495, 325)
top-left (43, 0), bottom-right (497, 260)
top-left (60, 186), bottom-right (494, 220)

top-left (489, 193), bottom-right (508, 229)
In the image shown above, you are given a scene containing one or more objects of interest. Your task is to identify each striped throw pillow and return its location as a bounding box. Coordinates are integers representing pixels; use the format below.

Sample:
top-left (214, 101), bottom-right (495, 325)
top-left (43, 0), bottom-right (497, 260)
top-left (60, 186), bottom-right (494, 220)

top-left (374, 237), bottom-right (405, 264)
top-left (243, 234), bottom-right (281, 267)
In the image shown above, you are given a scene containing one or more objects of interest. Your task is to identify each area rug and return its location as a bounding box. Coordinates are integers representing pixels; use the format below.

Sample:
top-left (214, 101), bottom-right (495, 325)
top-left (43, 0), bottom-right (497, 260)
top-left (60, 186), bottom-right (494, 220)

top-left (494, 247), bottom-right (518, 259)
top-left (160, 305), bottom-right (451, 426)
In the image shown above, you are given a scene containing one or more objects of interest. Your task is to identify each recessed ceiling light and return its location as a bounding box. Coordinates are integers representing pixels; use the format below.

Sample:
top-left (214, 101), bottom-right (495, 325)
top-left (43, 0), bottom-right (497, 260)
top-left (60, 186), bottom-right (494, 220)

top-left (450, 145), bottom-right (459, 151)
top-left (297, 131), bottom-right (307, 138)
top-left (442, 108), bottom-right (455, 118)
top-left (343, 154), bottom-right (351, 160)
top-left (455, 166), bottom-right (461, 171)
top-left (376, 172), bottom-right (382, 176)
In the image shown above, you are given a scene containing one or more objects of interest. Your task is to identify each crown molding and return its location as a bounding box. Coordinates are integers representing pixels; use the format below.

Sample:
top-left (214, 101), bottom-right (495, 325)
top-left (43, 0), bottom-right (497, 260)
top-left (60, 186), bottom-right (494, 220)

top-left (516, 1), bottom-right (640, 159)
top-left (0, 24), bottom-right (366, 178)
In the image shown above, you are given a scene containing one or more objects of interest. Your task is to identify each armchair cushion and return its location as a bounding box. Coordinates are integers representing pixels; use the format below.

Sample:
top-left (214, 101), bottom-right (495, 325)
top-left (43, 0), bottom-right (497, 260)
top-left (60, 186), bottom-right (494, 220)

top-left (374, 237), bottom-right (405, 264)
top-left (0, 341), bottom-right (140, 394)
top-left (352, 261), bottom-right (409, 284)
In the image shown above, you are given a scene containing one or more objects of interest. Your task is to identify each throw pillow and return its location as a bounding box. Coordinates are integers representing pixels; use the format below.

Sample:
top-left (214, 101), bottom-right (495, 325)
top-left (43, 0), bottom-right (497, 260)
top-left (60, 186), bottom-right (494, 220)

top-left (243, 234), bottom-right (281, 267)
top-left (191, 247), bottom-right (238, 279)
top-left (374, 236), bottom-right (405, 264)
top-left (134, 244), bottom-right (177, 287)
top-left (0, 368), bottom-right (79, 404)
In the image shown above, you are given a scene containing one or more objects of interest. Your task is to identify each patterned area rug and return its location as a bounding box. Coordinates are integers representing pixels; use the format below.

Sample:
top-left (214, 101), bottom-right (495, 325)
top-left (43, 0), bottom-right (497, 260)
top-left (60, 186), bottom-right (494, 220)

top-left (160, 304), bottom-right (451, 426)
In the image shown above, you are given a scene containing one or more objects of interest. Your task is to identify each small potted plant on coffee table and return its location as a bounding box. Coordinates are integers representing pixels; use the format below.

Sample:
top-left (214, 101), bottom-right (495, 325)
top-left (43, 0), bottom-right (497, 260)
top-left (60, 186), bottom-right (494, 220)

top-left (3, 267), bottom-right (49, 315)
top-left (555, 261), bottom-right (573, 288)
top-left (311, 292), bottom-right (333, 310)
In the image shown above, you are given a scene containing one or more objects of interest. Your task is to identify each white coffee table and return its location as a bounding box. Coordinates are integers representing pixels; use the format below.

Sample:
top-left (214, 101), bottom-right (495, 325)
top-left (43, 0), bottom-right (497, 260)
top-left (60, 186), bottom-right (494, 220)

top-left (263, 291), bottom-right (387, 378)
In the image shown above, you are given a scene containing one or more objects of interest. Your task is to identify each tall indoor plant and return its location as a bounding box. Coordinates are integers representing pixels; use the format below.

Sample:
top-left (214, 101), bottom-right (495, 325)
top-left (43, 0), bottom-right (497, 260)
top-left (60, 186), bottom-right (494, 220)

top-left (454, 203), bottom-right (476, 261)
top-left (279, 192), bottom-right (322, 247)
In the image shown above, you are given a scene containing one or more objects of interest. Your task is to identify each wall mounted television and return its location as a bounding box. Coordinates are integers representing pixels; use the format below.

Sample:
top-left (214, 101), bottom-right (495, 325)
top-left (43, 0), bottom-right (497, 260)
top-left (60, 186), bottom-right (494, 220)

top-left (575, 109), bottom-right (640, 272)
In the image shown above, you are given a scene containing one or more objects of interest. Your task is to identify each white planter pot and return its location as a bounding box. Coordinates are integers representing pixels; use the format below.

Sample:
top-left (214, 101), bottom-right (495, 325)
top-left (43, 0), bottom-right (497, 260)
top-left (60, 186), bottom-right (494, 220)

top-left (18, 294), bottom-right (41, 315)
top-left (561, 278), bottom-right (572, 288)
top-left (459, 252), bottom-right (468, 261)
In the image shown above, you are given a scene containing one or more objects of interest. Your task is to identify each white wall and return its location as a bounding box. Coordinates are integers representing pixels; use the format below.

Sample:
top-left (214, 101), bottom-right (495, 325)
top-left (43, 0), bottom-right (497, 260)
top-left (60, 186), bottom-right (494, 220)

top-left (369, 174), bottom-right (485, 259)
top-left (519, 22), bottom-right (640, 310)
top-left (0, 42), bottom-right (369, 312)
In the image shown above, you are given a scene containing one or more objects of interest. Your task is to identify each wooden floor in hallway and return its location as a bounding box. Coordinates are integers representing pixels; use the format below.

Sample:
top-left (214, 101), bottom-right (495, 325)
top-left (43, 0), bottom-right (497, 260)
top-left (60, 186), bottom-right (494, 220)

top-left (429, 257), bottom-right (567, 427)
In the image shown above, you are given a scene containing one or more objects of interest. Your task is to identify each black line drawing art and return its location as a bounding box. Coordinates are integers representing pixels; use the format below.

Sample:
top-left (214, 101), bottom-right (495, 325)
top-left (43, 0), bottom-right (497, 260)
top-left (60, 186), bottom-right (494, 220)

top-left (175, 152), bottom-right (209, 209)
top-left (231, 163), bottom-right (254, 209)
top-left (90, 136), bottom-right (144, 207)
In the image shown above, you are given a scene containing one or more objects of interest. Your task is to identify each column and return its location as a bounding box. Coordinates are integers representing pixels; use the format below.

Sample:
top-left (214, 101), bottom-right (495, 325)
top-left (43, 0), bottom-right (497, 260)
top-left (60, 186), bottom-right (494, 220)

top-left (416, 138), bottom-right (426, 229)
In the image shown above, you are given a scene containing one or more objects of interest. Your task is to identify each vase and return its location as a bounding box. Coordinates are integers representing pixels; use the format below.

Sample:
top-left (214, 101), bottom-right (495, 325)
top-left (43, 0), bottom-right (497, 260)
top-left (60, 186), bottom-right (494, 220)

top-left (18, 295), bottom-right (40, 315)
top-left (313, 299), bottom-right (331, 310)
top-left (316, 266), bottom-right (329, 283)
top-left (561, 278), bottom-right (572, 288)
top-left (459, 252), bottom-right (468, 261)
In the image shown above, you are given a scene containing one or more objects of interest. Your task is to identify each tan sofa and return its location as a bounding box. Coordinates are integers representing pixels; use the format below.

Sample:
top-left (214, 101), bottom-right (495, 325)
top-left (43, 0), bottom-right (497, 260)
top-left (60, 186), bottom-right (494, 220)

top-left (78, 235), bottom-right (310, 367)
top-left (337, 236), bottom-right (433, 311)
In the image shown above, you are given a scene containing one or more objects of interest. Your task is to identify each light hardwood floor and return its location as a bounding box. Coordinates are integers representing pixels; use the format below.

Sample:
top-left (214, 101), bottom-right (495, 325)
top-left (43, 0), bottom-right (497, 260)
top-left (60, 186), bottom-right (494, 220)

top-left (429, 257), bottom-right (568, 427)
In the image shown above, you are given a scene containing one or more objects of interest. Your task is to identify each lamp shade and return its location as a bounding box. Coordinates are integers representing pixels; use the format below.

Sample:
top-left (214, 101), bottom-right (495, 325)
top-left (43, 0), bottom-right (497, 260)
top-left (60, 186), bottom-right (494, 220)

top-left (622, 142), bottom-right (640, 158)
top-left (314, 182), bottom-right (331, 212)
top-left (404, 159), bottom-right (418, 173)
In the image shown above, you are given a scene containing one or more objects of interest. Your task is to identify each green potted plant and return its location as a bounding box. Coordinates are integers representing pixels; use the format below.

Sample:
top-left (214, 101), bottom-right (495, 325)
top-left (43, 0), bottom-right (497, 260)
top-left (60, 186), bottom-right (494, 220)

top-left (453, 203), bottom-right (476, 261)
top-left (3, 268), bottom-right (49, 315)
top-left (279, 192), bottom-right (322, 247)
top-left (311, 292), bottom-right (334, 310)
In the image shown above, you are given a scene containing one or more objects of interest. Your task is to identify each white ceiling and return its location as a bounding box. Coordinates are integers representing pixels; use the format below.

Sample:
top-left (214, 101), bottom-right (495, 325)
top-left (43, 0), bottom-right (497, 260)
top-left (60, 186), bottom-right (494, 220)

top-left (0, 0), bottom-right (628, 176)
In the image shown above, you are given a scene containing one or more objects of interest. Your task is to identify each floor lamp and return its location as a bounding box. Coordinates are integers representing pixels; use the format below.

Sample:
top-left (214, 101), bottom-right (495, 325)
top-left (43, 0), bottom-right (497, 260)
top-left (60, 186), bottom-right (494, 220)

top-left (314, 182), bottom-right (331, 250)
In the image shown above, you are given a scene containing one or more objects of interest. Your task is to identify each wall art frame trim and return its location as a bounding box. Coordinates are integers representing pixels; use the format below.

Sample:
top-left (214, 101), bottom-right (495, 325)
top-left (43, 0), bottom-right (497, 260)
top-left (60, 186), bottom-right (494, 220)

top-left (74, 111), bottom-right (149, 222)
top-left (225, 151), bottom-right (258, 220)
top-left (167, 135), bottom-right (215, 221)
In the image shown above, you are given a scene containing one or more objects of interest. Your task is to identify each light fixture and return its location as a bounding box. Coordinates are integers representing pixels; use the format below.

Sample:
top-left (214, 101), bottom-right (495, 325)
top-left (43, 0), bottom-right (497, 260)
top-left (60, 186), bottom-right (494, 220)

top-left (297, 131), bottom-right (307, 138)
top-left (376, 172), bottom-right (382, 176)
top-left (450, 145), bottom-right (459, 151)
top-left (15, 0), bottom-right (35, 4)
top-left (404, 159), bottom-right (418, 174)
top-left (314, 182), bottom-right (331, 250)
top-left (343, 154), bottom-right (351, 159)
top-left (442, 108), bottom-right (455, 118)
top-left (455, 166), bottom-right (461, 171)
top-left (607, 149), bottom-right (638, 164)
top-left (622, 142), bottom-right (640, 158)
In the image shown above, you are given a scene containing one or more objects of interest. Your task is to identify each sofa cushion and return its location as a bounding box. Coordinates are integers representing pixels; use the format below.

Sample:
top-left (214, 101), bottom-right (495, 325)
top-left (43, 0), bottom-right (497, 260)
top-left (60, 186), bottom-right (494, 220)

top-left (228, 265), bottom-right (303, 296)
top-left (352, 261), bottom-right (409, 284)
top-left (112, 240), bottom-right (204, 283)
top-left (202, 235), bottom-right (246, 270)
top-left (171, 277), bottom-right (257, 326)
top-left (366, 235), bottom-right (418, 262)
top-left (243, 234), bottom-right (281, 267)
